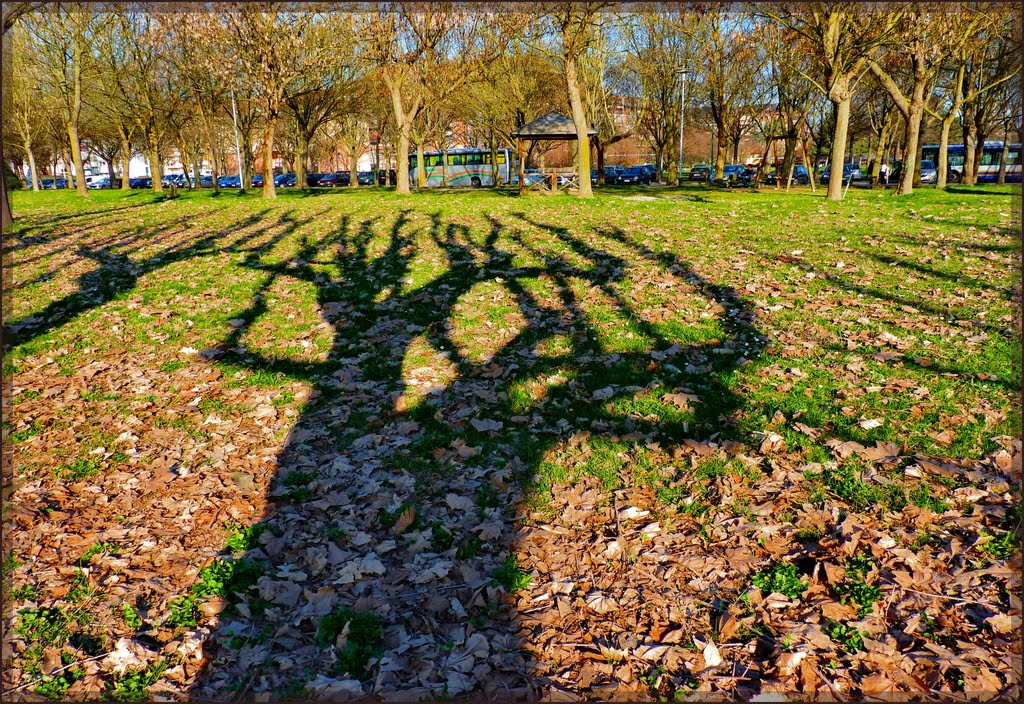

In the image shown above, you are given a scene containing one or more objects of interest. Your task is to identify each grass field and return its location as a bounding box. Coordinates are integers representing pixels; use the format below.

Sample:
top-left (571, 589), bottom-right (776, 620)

top-left (2, 183), bottom-right (1021, 700)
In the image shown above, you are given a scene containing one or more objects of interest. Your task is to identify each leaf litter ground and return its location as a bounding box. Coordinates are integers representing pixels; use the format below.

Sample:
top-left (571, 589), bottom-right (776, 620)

top-left (2, 184), bottom-right (1021, 701)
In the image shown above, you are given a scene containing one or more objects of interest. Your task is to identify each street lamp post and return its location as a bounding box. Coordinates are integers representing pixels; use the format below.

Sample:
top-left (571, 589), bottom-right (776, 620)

top-left (676, 69), bottom-right (691, 184)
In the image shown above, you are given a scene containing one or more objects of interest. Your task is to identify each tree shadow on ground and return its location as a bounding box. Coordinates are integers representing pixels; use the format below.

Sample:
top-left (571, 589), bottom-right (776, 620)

top-left (189, 206), bottom-right (765, 699)
top-left (1, 208), bottom-right (342, 351)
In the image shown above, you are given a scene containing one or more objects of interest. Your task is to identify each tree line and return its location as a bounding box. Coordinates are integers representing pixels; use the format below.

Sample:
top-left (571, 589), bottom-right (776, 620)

top-left (2, 0), bottom-right (1020, 213)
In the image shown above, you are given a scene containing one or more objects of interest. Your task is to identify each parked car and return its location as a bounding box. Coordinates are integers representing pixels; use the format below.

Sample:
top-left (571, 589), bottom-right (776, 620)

top-left (617, 166), bottom-right (651, 185)
top-left (918, 159), bottom-right (937, 184)
top-left (199, 175), bottom-right (214, 188)
top-left (510, 171), bottom-right (545, 187)
top-left (251, 173), bottom-right (264, 187)
top-left (161, 174), bottom-right (189, 188)
top-left (357, 171), bottom-right (376, 185)
top-left (763, 164), bottom-right (810, 186)
top-left (129, 177), bottom-right (153, 189)
top-left (88, 177), bottom-right (121, 189)
top-left (688, 165), bottom-right (712, 182)
top-left (317, 171), bottom-right (350, 187)
top-left (273, 173), bottom-right (296, 187)
top-left (41, 177), bottom-right (69, 189)
top-left (638, 164), bottom-right (659, 182)
top-left (218, 175), bottom-right (241, 188)
top-left (822, 163), bottom-right (862, 183)
top-left (376, 169), bottom-right (396, 185)
top-left (721, 164), bottom-right (751, 185)
top-left (601, 167), bottom-right (622, 184)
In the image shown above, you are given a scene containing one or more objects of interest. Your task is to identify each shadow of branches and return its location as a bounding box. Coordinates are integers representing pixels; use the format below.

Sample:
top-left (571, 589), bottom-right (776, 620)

top-left (189, 206), bottom-right (765, 698)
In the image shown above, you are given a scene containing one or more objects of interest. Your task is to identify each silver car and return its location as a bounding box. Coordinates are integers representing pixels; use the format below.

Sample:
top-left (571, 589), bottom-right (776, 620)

top-left (919, 159), bottom-right (937, 184)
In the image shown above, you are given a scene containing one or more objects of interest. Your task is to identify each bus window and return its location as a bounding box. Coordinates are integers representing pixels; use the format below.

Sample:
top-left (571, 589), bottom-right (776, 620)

top-left (409, 155), bottom-right (418, 168)
top-left (1008, 148), bottom-right (1022, 166)
top-left (981, 149), bottom-right (998, 166)
top-left (948, 152), bottom-right (964, 167)
top-left (425, 155), bottom-right (442, 167)
top-left (496, 153), bottom-right (507, 164)
top-left (449, 154), bottom-right (464, 166)
top-left (482, 152), bottom-right (492, 164)
top-left (466, 152), bottom-right (483, 165)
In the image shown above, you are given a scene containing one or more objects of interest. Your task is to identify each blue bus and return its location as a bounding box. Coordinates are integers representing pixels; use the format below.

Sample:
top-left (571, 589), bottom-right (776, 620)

top-left (921, 141), bottom-right (1022, 183)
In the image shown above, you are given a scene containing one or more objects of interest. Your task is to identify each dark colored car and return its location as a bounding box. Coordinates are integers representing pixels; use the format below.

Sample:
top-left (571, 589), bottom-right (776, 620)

top-left (274, 173), bottom-right (297, 187)
top-left (763, 164), bottom-right (810, 186)
top-left (376, 169), bottom-right (396, 186)
top-left (200, 175), bottom-right (214, 188)
top-left (88, 177), bottom-right (122, 189)
top-left (41, 177), bottom-right (69, 189)
top-left (161, 174), bottom-right (190, 188)
top-left (822, 163), bottom-right (862, 183)
top-left (357, 171), bottom-right (376, 185)
top-left (617, 167), bottom-right (650, 185)
top-left (688, 165), bottom-right (712, 182)
top-left (251, 173), bottom-right (264, 187)
top-left (218, 175), bottom-right (241, 188)
top-left (638, 164), bottom-right (659, 182)
top-left (721, 164), bottom-right (751, 184)
top-left (317, 171), bottom-right (351, 187)
top-left (129, 177), bottom-right (153, 189)
top-left (601, 167), bottom-right (622, 184)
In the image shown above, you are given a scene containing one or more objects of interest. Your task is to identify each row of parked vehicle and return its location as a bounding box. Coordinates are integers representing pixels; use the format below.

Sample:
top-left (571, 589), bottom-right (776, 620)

top-left (685, 159), bottom-right (938, 186)
top-left (46, 169), bottom-right (401, 190)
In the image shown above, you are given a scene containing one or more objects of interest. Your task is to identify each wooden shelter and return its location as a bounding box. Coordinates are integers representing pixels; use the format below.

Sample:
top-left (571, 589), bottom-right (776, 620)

top-left (510, 111), bottom-right (597, 195)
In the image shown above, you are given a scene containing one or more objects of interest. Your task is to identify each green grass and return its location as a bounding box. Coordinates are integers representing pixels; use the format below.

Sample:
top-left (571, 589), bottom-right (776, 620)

top-left (750, 563), bottom-right (807, 600)
top-left (316, 607), bottom-right (384, 678)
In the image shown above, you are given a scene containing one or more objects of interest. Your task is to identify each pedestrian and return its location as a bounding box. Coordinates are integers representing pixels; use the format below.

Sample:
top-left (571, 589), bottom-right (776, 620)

top-left (879, 162), bottom-right (889, 187)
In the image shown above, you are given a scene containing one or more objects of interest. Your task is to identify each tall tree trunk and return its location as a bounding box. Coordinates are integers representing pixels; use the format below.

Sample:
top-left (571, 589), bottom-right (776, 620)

top-left (564, 54), bottom-right (593, 198)
top-left (192, 152), bottom-right (202, 189)
top-left (826, 94), bottom-right (851, 200)
top-left (25, 140), bottom-right (40, 191)
top-left (596, 139), bottom-right (605, 185)
top-left (936, 117), bottom-right (954, 187)
top-left (972, 108), bottom-right (987, 183)
top-left (120, 137), bottom-right (132, 190)
top-left (197, 99), bottom-right (220, 194)
top-left (67, 122), bottom-right (89, 196)
top-left (997, 128), bottom-right (1009, 184)
top-left (780, 133), bottom-right (797, 187)
top-left (870, 123), bottom-right (889, 186)
top-left (349, 139), bottom-right (358, 188)
top-left (441, 146), bottom-right (448, 187)
top-left (261, 115), bottom-right (276, 199)
top-left (962, 108), bottom-right (976, 186)
top-left (715, 141), bottom-right (728, 182)
top-left (488, 130), bottom-right (498, 186)
top-left (415, 140), bottom-right (426, 187)
top-left (147, 137), bottom-right (163, 192)
top-left (296, 128), bottom-right (309, 189)
top-left (896, 104), bottom-right (923, 195)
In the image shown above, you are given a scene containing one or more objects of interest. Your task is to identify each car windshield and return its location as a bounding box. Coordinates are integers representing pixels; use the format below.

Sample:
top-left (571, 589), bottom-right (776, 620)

top-left (921, 160), bottom-right (935, 169)
top-left (623, 168), bottom-right (644, 173)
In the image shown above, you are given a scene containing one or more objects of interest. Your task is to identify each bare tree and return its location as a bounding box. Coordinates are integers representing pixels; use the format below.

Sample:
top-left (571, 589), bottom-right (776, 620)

top-left (6, 25), bottom-right (43, 190)
top-left (624, 8), bottom-right (694, 185)
top-left (364, 3), bottom-right (519, 195)
top-left (25, 4), bottom-right (108, 196)
top-left (219, 2), bottom-right (337, 199)
top-left (766, 3), bottom-right (902, 200)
